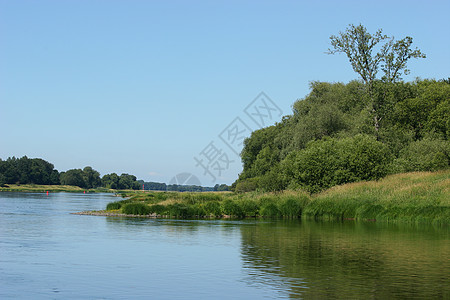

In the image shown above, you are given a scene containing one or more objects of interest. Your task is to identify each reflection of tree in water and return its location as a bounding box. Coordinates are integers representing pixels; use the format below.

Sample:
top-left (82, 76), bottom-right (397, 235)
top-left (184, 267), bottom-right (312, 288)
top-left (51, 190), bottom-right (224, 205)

top-left (240, 220), bottom-right (449, 299)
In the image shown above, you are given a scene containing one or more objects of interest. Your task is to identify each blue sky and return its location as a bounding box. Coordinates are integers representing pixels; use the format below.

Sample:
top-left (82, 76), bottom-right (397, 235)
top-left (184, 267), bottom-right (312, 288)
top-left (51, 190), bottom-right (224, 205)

top-left (1, 0), bottom-right (449, 185)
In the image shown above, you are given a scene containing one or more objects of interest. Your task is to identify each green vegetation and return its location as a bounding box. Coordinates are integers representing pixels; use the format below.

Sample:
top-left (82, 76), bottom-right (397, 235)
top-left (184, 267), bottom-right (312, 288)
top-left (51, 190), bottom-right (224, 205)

top-left (0, 156), bottom-right (143, 190)
top-left (233, 24), bottom-right (448, 193)
top-left (305, 171), bottom-right (449, 223)
top-left (102, 170), bottom-right (449, 224)
top-left (0, 184), bottom-right (88, 193)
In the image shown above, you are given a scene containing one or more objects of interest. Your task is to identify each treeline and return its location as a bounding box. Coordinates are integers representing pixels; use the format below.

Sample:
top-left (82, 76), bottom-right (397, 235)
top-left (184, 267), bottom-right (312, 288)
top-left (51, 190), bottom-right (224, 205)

top-left (0, 156), bottom-right (231, 191)
top-left (140, 181), bottom-right (230, 192)
top-left (0, 156), bottom-right (141, 190)
top-left (233, 79), bottom-right (449, 193)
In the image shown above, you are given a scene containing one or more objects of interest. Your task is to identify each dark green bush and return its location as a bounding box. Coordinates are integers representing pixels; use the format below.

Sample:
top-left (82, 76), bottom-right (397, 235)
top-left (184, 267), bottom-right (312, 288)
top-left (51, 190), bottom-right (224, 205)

top-left (278, 197), bottom-right (302, 218)
top-left (240, 199), bottom-right (259, 217)
top-left (148, 204), bottom-right (167, 215)
top-left (204, 201), bottom-right (222, 217)
top-left (234, 178), bottom-right (258, 193)
top-left (391, 138), bottom-right (449, 172)
top-left (122, 203), bottom-right (151, 215)
top-left (221, 199), bottom-right (244, 217)
top-left (260, 202), bottom-right (281, 218)
top-left (190, 203), bottom-right (207, 217)
top-left (167, 203), bottom-right (190, 218)
top-left (106, 201), bottom-right (122, 210)
top-left (285, 134), bottom-right (391, 193)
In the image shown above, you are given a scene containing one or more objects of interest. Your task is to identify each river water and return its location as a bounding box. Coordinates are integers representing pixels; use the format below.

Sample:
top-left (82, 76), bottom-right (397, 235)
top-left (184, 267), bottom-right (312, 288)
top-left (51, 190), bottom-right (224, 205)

top-left (0, 192), bottom-right (448, 299)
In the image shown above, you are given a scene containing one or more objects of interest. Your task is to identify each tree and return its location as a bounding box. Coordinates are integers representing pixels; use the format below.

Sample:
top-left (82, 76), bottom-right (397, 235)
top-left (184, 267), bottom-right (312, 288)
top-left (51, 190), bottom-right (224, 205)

top-left (327, 24), bottom-right (425, 134)
top-left (82, 166), bottom-right (101, 189)
top-left (381, 37), bottom-right (426, 83)
top-left (101, 173), bottom-right (120, 189)
top-left (328, 24), bottom-right (389, 88)
top-left (327, 24), bottom-right (425, 86)
top-left (60, 169), bottom-right (86, 188)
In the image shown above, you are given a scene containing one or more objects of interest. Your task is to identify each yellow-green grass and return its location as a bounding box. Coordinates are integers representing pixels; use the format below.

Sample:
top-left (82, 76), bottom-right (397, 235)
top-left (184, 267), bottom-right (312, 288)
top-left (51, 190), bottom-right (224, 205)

top-left (305, 170), bottom-right (449, 224)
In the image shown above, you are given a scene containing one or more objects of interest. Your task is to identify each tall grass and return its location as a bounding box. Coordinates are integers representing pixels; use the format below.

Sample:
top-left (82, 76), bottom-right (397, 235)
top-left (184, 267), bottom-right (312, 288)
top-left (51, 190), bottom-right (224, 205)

top-left (122, 203), bottom-right (152, 215)
top-left (305, 170), bottom-right (449, 224)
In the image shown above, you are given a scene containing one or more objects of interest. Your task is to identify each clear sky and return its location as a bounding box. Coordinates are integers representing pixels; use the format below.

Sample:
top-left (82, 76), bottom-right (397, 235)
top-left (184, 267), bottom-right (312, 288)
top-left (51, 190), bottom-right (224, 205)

top-left (1, 0), bottom-right (449, 186)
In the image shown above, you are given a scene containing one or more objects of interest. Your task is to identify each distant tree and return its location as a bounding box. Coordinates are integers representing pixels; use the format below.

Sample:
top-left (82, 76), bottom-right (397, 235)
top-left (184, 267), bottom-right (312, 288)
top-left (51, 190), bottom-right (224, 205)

top-left (82, 166), bottom-right (101, 189)
top-left (0, 156), bottom-right (59, 185)
top-left (101, 173), bottom-right (120, 189)
top-left (118, 173), bottom-right (140, 190)
top-left (60, 169), bottom-right (86, 188)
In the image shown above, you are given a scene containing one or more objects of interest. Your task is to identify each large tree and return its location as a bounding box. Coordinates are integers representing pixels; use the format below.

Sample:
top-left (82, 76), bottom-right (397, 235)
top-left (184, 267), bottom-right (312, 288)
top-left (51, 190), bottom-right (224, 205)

top-left (327, 24), bottom-right (425, 134)
top-left (327, 24), bottom-right (425, 86)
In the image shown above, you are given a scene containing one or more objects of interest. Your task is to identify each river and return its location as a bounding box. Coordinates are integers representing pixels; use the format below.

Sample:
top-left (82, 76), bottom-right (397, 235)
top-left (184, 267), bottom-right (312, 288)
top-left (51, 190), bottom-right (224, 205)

top-left (0, 192), bottom-right (448, 299)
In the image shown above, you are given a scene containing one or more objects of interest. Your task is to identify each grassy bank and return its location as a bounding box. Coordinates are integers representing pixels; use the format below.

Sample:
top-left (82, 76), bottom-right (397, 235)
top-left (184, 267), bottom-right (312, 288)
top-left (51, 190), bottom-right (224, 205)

top-left (102, 170), bottom-right (449, 224)
top-left (305, 170), bottom-right (449, 223)
top-left (0, 184), bottom-right (116, 193)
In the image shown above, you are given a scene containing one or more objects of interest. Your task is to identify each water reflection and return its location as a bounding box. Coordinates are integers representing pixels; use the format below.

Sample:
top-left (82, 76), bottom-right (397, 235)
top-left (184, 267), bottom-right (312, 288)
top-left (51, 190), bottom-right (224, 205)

top-left (240, 220), bottom-right (449, 299)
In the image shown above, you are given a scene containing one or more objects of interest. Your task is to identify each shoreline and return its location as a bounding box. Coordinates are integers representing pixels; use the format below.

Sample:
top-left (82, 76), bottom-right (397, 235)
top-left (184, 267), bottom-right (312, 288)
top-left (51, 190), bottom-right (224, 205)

top-left (72, 211), bottom-right (160, 218)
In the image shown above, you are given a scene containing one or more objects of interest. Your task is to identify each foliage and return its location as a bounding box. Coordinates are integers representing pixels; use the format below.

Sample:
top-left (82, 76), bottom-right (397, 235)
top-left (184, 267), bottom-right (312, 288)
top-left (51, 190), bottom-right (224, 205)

top-left (122, 203), bottom-right (151, 215)
top-left (304, 170), bottom-right (449, 224)
top-left (327, 24), bottom-right (425, 85)
top-left (101, 173), bottom-right (140, 190)
top-left (221, 199), bottom-right (244, 217)
top-left (391, 138), bottom-right (450, 172)
top-left (106, 201), bottom-right (122, 210)
top-left (204, 201), bottom-right (222, 216)
top-left (234, 78), bottom-right (449, 193)
top-left (0, 156), bottom-right (60, 185)
top-left (60, 169), bottom-right (86, 188)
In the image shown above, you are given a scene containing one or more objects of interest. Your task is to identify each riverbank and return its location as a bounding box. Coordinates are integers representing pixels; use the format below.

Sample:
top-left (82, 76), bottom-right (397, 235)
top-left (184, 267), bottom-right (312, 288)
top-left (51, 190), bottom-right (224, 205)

top-left (0, 184), bottom-right (116, 193)
top-left (97, 170), bottom-right (449, 224)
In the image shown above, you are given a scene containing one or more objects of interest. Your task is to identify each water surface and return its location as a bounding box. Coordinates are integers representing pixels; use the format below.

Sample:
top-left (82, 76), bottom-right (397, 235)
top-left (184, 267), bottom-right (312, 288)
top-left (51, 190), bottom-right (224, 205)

top-left (0, 192), bottom-right (448, 299)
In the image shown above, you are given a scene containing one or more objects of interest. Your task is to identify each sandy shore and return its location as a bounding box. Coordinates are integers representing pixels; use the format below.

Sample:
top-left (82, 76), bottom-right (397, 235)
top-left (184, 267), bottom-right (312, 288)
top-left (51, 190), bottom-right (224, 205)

top-left (72, 211), bottom-right (159, 218)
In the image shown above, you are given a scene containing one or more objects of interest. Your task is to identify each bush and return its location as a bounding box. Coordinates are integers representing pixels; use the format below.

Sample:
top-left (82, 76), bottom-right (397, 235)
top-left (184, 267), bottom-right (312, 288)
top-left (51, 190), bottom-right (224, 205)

top-left (391, 138), bottom-right (449, 172)
top-left (204, 201), bottom-right (222, 217)
top-left (190, 203), bottom-right (207, 217)
top-left (260, 202), bottom-right (281, 218)
top-left (240, 199), bottom-right (259, 217)
top-left (106, 201), bottom-right (122, 210)
top-left (285, 135), bottom-right (392, 193)
top-left (234, 178), bottom-right (258, 193)
top-left (278, 197), bottom-right (302, 218)
top-left (148, 204), bottom-right (167, 215)
top-left (166, 203), bottom-right (190, 218)
top-left (122, 203), bottom-right (151, 215)
top-left (259, 196), bottom-right (281, 218)
top-left (221, 199), bottom-right (244, 217)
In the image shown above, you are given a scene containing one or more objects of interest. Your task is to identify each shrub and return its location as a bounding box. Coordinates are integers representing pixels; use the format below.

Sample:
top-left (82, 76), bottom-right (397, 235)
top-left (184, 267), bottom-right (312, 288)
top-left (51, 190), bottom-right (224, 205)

top-left (240, 199), bottom-right (259, 217)
top-left (392, 138), bottom-right (449, 172)
top-left (204, 201), bottom-right (222, 217)
top-left (106, 201), bottom-right (122, 210)
top-left (260, 202), bottom-right (281, 218)
top-left (167, 203), bottom-right (190, 218)
top-left (148, 204), bottom-right (167, 215)
top-left (234, 178), bottom-right (258, 193)
top-left (122, 203), bottom-right (151, 215)
top-left (190, 203), bottom-right (207, 217)
top-left (278, 197), bottom-right (303, 218)
top-left (285, 134), bottom-right (392, 193)
top-left (221, 199), bottom-right (244, 217)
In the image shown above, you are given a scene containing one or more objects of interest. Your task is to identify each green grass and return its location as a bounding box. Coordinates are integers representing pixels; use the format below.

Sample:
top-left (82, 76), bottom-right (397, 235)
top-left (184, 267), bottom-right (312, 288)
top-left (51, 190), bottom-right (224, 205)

top-left (305, 170), bottom-right (449, 224)
top-left (101, 170), bottom-right (449, 224)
